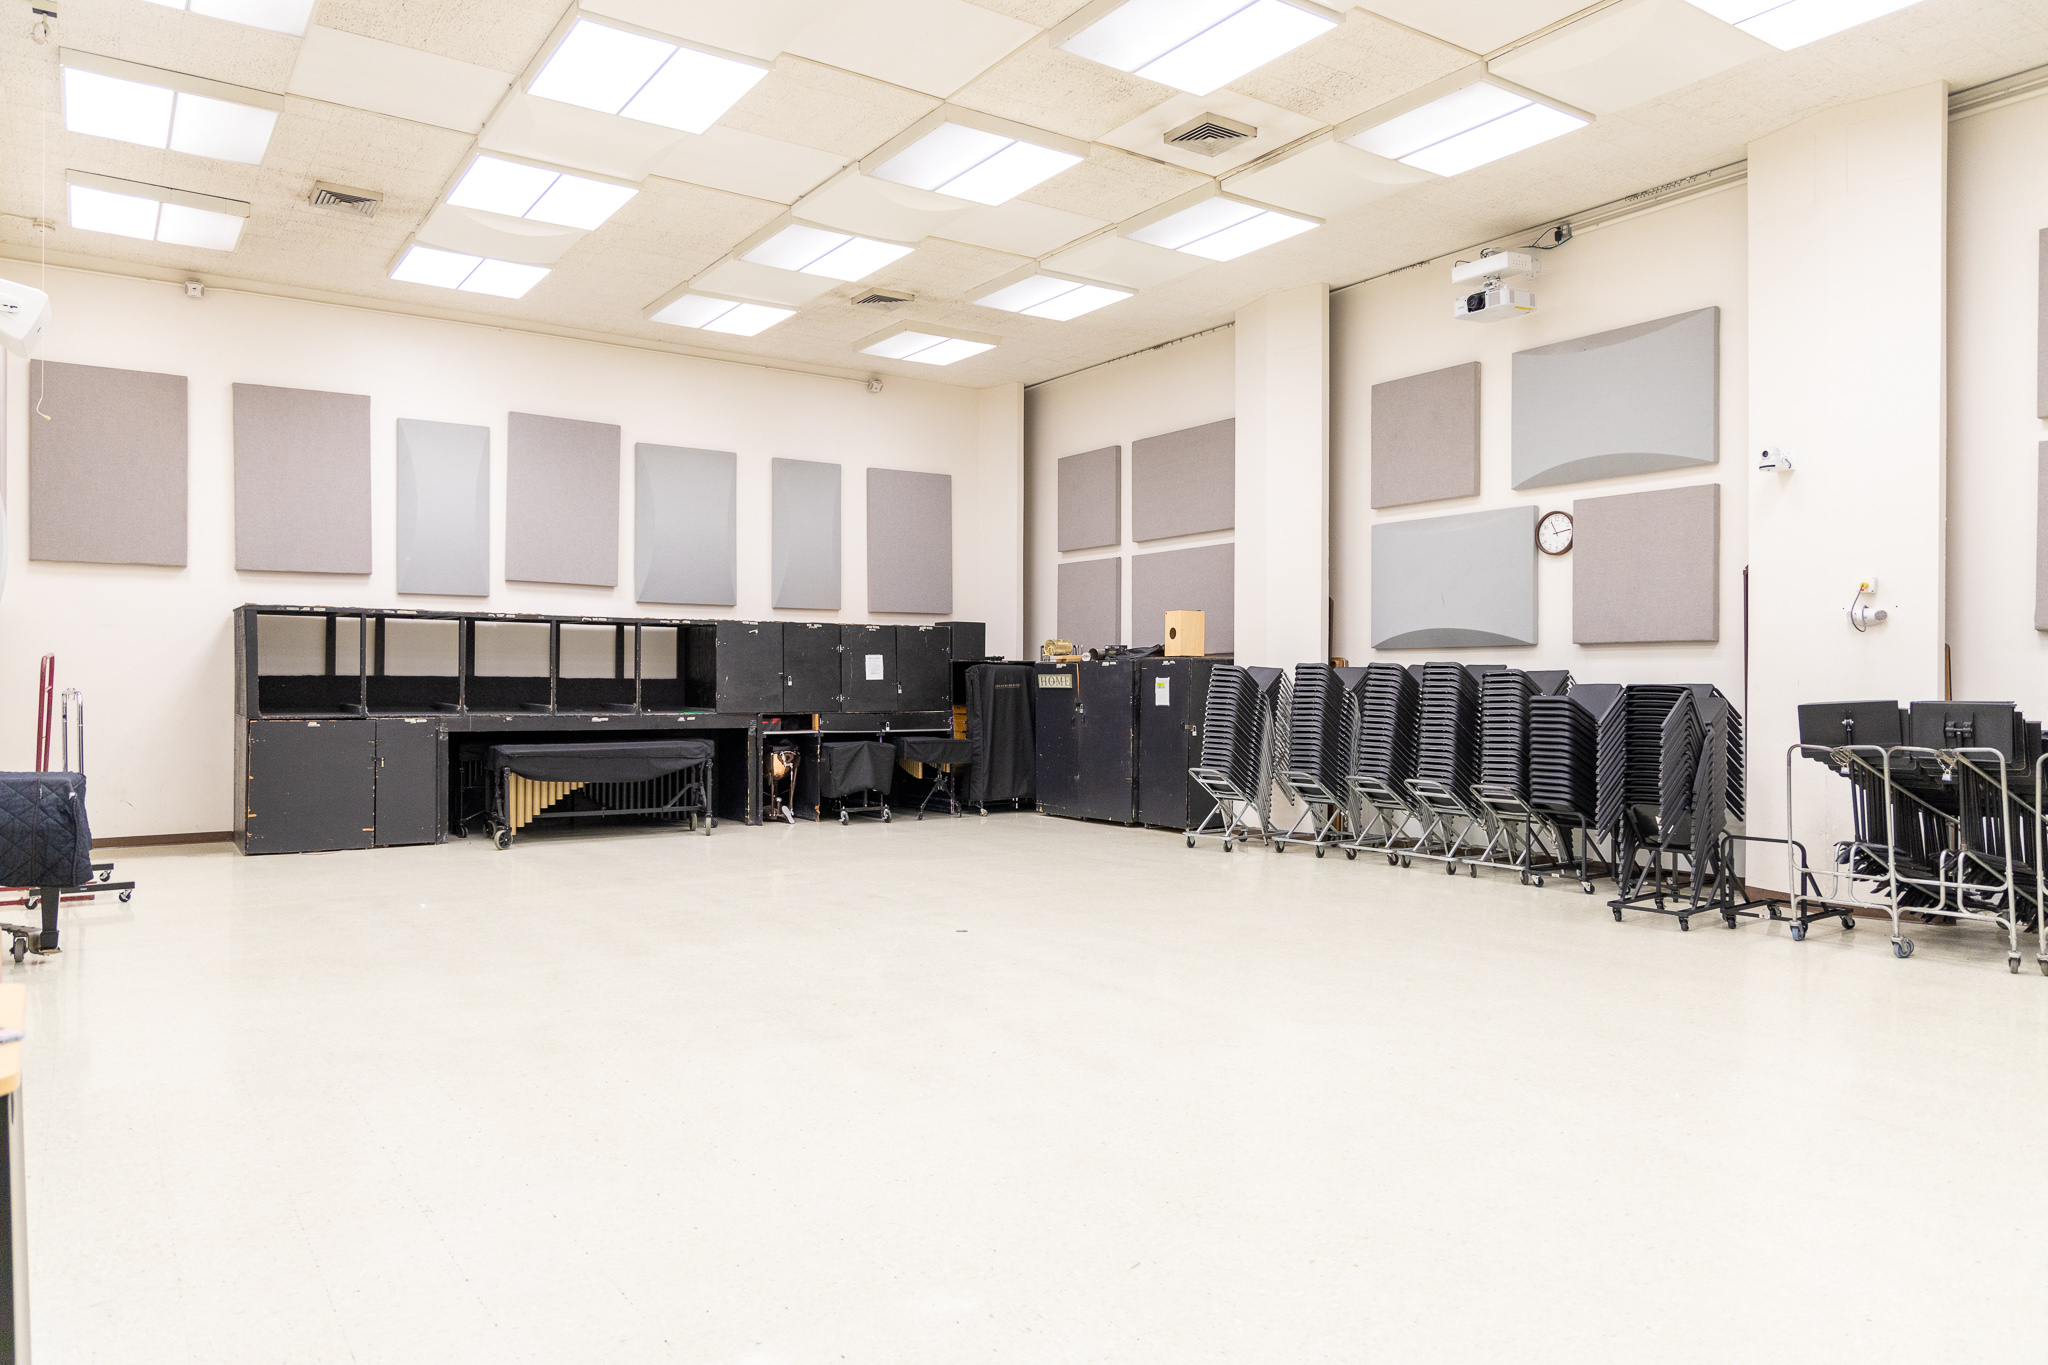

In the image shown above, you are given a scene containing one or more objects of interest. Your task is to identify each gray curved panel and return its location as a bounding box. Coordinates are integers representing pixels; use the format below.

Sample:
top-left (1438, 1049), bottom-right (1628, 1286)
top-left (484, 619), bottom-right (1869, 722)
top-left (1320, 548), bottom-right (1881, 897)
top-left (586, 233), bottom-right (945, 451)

top-left (773, 457), bottom-right (840, 610)
top-left (636, 444), bottom-right (736, 606)
top-left (1511, 307), bottom-right (1718, 490)
top-left (1370, 507), bottom-right (1536, 650)
top-left (397, 419), bottom-right (490, 596)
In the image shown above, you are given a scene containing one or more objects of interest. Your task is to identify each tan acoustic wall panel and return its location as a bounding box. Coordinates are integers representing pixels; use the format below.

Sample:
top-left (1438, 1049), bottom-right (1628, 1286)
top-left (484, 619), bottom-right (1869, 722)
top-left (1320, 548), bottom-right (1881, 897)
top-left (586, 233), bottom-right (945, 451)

top-left (234, 383), bottom-right (372, 574)
top-left (1056, 557), bottom-right (1119, 649)
top-left (1572, 483), bottom-right (1720, 644)
top-left (1057, 445), bottom-right (1120, 551)
top-left (866, 467), bottom-right (953, 613)
top-left (28, 360), bottom-right (187, 566)
top-left (1371, 362), bottom-right (1480, 508)
top-left (1131, 418), bottom-right (1234, 540)
top-left (506, 411), bottom-right (620, 587)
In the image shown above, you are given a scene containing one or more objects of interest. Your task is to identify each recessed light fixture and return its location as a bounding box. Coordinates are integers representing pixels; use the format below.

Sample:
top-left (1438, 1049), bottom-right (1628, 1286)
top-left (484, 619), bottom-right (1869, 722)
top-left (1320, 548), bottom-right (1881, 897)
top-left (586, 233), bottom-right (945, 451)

top-left (445, 154), bottom-right (639, 231)
top-left (1121, 186), bottom-right (1318, 261)
top-left (390, 244), bottom-right (550, 299)
top-left (1683, 0), bottom-right (1920, 48)
top-left (856, 323), bottom-right (999, 366)
top-left (1338, 71), bottom-right (1589, 177)
top-left (137, 0), bottom-right (317, 37)
top-left (973, 266), bottom-right (1133, 320)
top-left (741, 220), bottom-right (916, 282)
top-left (60, 51), bottom-right (282, 165)
top-left (645, 288), bottom-right (797, 337)
top-left (65, 170), bottom-right (250, 250)
top-left (865, 109), bottom-right (1087, 206)
top-left (1051, 0), bottom-right (1340, 96)
top-left (527, 13), bottom-right (769, 134)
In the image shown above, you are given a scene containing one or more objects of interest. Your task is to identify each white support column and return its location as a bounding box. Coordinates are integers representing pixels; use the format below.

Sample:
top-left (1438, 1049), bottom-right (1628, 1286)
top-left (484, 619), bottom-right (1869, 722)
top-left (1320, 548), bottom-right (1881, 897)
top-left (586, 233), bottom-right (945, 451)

top-left (1747, 84), bottom-right (1947, 858)
top-left (1234, 284), bottom-right (1330, 668)
top-left (975, 381), bottom-right (1025, 659)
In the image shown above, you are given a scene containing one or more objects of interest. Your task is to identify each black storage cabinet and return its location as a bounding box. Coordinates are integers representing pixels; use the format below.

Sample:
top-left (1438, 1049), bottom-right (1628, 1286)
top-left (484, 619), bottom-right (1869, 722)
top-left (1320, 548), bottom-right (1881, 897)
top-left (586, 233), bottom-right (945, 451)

top-left (1138, 658), bottom-right (1217, 831)
top-left (715, 621), bottom-right (785, 713)
top-left (938, 621), bottom-right (986, 661)
top-left (1074, 661), bottom-right (1139, 824)
top-left (782, 622), bottom-right (841, 713)
top-left (896, 626), bottom-right (952, 711)
top-left (1032, 664), bottom-right (1082, 815)
top-left (841, 625), bottom-right (899, 712)
top-left (240, 718), bottom-right (376, 853)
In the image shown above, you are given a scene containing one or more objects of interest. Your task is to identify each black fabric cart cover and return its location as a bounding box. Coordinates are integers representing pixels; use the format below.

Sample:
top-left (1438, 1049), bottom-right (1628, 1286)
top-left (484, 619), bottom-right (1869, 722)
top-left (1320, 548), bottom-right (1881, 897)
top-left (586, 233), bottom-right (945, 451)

top-left (486, 741), bottom-right (713, 783)
top-left (822, 742), bottom-right (896, 798)
top-left (0, 772), bottom-right (94, 888)
top-left (965, 664), bottom-right (1034, 804)
top-left (895, 737), bottom-right (974, 767)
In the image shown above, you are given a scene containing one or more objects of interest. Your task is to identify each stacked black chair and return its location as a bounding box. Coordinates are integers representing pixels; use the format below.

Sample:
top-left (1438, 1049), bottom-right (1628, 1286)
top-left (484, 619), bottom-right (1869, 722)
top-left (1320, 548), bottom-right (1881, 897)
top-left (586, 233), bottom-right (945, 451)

top-left (1478, 670), bottom-right (1539, 798)
top-left (1278, 664), bottom-right (1348, 853)
top-left (1405, 662), bottom-right (1485, 867)
top-left (1341, 663), bottom-right (1422, 859)
top-left (1187, 665), bottom-right (1274, 851)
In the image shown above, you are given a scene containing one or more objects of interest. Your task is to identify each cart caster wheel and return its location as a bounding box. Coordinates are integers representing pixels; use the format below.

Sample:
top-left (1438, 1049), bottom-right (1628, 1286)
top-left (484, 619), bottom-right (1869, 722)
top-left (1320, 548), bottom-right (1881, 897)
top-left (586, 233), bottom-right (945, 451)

top-left (1387, 854), bottom-right (1399, 866)
top-left (1400, 856), bottom-right (1411, 869)
top-left (1722, 914), bottom-right (1736, 928)
top-left (1275, 843), bottom-right (1286, 854)
top-left (97, 870), bottom-right (110, 883)
top-left (1223, 841), bottom-right (1233, 853)
top-left (9, 939), bottom-right (22, 964)
top-left (1519, 871), bottom-right (1529, 886)
top-left (1345, 848), bottom-right (1357, 861)
top-left (1314, 845), bottom-right (1326, 859)
top-left (1186, 836), bottom-right (1196, 849)
top-left (493, 830), bottom-right (510, 850)
top-left (1612, 907), bottom-right (1623, 922)
top-left (1679, 918), bottom-right (1690, 932)
top-left (839, 811), bottom-right (849, 825)
top-left (1892, 938), bottom-right (1914, 959)
top-left (1445, 861), bottom-right (1457, 876)
top-left (1535, 878), bottom-right (1544, 888)
top-left (1840, 915), bottom-right (1855, 930)
top-left (882, 810), bottom-right (891, 823)
top-left (2010, 955), bottom-right (2021, 974)
top-left (1468, 863), bottom-right (1478, 878)
top-left (1582, 882), bottom-right (1595, 894)
top-left (2038, 958), bottom-right (2048, 977)
top-left (1790, 923), bottom-right (1806, 942)
top-left (118, 889), bottom-right (132, 903)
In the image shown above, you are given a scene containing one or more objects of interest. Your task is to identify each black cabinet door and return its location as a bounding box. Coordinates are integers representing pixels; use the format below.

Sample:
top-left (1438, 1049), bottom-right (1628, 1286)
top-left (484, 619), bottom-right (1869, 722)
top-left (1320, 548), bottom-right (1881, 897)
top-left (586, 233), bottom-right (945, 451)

top-left (243, 719), bottom-right (374, 854)
top-left (715, 621), bottom-right (784, 713)
top-left (841, 625), bottom-right (899, 712)
top-left (1139, 659), bottom-right (1215, 830)
top-left (782, 623), bottom-right (841, 712)
top-left (1077, 661), bottom-right (1137, 824)
top-left (896, 626), bottom-right (951, 711)
top-left (1032, 664), bottom-right (1082, 815)
top-left (374, 719), bottom-right (442, 847)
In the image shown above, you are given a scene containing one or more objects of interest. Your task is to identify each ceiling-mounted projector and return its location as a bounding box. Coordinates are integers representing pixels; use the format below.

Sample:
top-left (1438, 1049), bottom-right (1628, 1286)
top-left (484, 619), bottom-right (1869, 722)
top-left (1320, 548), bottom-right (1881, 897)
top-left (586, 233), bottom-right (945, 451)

top-left (0, 279), bottom-right (50, 358)
top-left (1454, 284), bottom-right (1535, 323)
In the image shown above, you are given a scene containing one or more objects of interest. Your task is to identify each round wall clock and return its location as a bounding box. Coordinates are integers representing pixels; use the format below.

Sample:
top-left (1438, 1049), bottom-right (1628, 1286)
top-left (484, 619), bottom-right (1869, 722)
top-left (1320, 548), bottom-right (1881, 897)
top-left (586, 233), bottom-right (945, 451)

top-left (1537, 510), bottom-right (1574, 556)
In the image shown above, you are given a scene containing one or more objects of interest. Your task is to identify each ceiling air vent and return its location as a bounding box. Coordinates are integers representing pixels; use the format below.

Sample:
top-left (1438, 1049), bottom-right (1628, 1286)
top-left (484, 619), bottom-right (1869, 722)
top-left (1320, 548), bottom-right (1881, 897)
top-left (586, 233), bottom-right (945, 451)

top-left (1165, 113), bottom-right (1255, 157)
top-left (310, 181), bottom-right (383, 218)
top-left (852, 288), bottom-right (915, 310)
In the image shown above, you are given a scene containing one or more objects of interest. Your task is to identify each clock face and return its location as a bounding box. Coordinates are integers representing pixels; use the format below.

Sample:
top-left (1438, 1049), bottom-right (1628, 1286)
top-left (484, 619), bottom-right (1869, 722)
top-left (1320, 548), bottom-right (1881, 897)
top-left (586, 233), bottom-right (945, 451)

top-left (1537, 511), bottom-right (1573, 555)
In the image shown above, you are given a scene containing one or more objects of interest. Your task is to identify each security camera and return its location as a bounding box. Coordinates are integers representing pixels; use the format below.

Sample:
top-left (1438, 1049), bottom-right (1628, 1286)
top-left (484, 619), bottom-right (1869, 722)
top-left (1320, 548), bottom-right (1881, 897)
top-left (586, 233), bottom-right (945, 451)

top-left (0, 277), bottom-right (50, 358)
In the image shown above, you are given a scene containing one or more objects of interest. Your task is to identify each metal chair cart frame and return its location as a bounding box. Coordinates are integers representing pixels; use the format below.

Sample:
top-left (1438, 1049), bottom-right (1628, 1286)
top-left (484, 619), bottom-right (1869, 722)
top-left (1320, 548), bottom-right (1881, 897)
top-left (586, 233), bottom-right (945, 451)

top-left (1465, 783), bottom-right (1576, 887)
top-left (1339, 774), bottom-right (1420, 863)
top-left (1397, 777), bottom-right (1489, 874)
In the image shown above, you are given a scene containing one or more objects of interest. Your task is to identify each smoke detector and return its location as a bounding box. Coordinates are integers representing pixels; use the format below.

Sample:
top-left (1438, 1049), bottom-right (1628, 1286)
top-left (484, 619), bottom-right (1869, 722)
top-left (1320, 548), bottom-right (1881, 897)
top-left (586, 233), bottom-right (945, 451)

top-left (309, 181), bottom-right (382, 218)
top-left (1165, 113), bottom-right (1255, 158)
top-left (851, 287), bottom-right (915, 311)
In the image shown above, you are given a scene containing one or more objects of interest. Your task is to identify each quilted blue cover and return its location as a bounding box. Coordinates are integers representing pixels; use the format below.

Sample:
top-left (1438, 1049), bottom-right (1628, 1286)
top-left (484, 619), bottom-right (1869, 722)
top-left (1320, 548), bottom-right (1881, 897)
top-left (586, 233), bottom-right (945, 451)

top-left (0, 772), bottom-right (93, 888)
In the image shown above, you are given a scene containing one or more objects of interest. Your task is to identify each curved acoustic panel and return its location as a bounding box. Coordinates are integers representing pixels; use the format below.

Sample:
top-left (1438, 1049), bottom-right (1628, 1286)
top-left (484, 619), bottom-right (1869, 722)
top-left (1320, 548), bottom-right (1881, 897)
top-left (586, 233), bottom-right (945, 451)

top-left (1511, 307), bottom-right (1718, 490)
top-left (1370, 506), bottom-right (1536, 650)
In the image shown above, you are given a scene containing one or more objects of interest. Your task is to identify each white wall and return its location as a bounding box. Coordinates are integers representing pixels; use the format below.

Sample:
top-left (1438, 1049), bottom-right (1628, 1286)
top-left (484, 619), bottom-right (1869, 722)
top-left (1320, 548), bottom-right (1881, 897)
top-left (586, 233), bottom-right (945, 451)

top-left (1235, 285), bottom-right (1330, 668)
top-left (1, 267), bottom-right (995, 838)
top-left (1331, 186), bottom-right (1752, 706)
top-left (1022, 327), bottom-right (1235, 651)
top-left (1947, 89), bottom-right (2048, 702)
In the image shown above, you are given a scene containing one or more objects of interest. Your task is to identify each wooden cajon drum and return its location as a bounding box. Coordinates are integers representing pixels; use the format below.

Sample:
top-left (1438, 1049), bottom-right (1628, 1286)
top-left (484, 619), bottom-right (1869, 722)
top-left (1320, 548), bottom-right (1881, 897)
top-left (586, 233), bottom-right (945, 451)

top-left (1164, 610), bottom-right (1205, 657)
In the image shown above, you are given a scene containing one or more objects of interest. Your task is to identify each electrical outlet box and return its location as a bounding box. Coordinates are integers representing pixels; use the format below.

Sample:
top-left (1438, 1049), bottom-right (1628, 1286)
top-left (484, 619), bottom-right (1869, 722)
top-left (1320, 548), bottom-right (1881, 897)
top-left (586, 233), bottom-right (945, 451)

top-left (1857, 576), bottom-right (1879, 595)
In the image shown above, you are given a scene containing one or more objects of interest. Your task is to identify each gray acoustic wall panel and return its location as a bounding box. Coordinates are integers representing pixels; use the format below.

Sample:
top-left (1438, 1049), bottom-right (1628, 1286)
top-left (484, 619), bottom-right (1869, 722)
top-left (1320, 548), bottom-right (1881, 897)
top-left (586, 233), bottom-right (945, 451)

top-left (2040, 231), bottom-right (2048, 419)
top-left (1572, 484), bottom-right (1720, 644)
top-left (397, 419), bottom-right (490, 596)
top-left (28, 360), bottom-right (187, 566)
top-left (636, 444), bottom-right (736, 606)
top-left (2037, 444), bottom-right (2048, 629)
top-left (1131, 543), bottom-right (1234, 654)
top-left (1511, 307), bottom-right (1719, 490)
top-left (1371, 361), bottom-right (1480, 508)
top-left (1132, 418), bottom-right (1234, 541)
top-left (773, 457), bottom-right (841, 610)
top-left (1056, 557), bottom-right (1119, 649)
top-left (1057, 445), bottom-right (1120, 551)
top-left (866, 467), bottom-right (952, 613)
top-left (505, 411), bottom-right (619, 587)
top-left (233, 383), bottom-right (371, 574)
top-left (1371, 506), bottom-right (1536, 649)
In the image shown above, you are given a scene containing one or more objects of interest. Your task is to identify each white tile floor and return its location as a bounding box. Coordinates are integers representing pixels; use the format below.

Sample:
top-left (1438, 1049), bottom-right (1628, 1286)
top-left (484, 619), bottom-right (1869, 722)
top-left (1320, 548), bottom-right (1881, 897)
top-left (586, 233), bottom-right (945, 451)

top-left (20, 815), bottom-right (2048, 1363)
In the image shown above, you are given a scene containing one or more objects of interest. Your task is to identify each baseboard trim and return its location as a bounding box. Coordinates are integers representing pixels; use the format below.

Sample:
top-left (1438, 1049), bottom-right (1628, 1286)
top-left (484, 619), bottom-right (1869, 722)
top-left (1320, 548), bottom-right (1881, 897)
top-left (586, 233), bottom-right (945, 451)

top-left (94, 831), bottom-right (234, 848)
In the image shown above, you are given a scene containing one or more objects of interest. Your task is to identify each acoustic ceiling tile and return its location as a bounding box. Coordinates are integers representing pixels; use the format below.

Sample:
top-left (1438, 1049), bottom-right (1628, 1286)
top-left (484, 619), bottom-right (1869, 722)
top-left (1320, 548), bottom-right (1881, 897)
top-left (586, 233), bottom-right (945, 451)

top-left (792, 168), bottom-right (979, 242)
top-left (648, 126), bottom-right (850, 203)
top-left (415, 203), bottom-right (587, 265)
top-left (1097, 88), bottom-right (1325, 176)
top-left (287, 26), bottom-right (511, 134)
top-left (693, 257), bottom-right (844, 307)
top-left (938, 198), bottom-right (1107, 256)
top-left (1232, 8), bottom-right (1475, 125)
top-left (312, 0), bottom-right (560, 72)
top-left (719, 56), bottom-right (943, 159)
top-left (479, 89), bottom-right (689, 181)
top-left (580, 0), bottom-right (832, 61)
top-left (963, 0), bottom-right (1093, 23)
top-left (1043, 232), bottom-right (1205, 289)
top-left (1358, 1), bottom-right (1593, 55)
top-left (785, 0), bottom-right (1039, 98)
top-left (1488, 0), bottom-right (1774, 116)
top-left (948, 39), bottom-right (1176, 142)
top-left (1017, 145), bottom-right (1210, 224)
top-left (1222, 134), bottom-right (1432, 219)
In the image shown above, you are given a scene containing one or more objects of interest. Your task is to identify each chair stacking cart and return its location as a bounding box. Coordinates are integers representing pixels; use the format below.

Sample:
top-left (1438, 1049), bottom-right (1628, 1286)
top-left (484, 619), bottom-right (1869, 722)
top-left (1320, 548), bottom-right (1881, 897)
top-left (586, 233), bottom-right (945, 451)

top-left (1276, 664), bottom-right (1350, 856)
top-left (1340, 664), bottom-right (1422, 862)
top-left (1187, 665), bottom-right (1281, 851)
top-left (1465, 669), bottom-right (1577, 886)
top-left (1403, 663), bottom-right (1492, 874)
top-left (1607, 685), bottom-right (1757, 930)
top-left (1526, 682), bottom-right (1621, 894)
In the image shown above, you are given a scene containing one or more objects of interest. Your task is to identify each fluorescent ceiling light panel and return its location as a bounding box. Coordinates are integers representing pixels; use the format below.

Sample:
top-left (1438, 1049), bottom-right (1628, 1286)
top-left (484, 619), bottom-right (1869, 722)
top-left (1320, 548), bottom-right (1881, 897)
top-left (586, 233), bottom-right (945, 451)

top-left (527, 15), bottom-right (768, 134)
top-left (1122, 189), bottom-right (1318, 261)
top-left (1340, 74), bottom-right (1588, 176)
top-left (857, 324), bottom-right (1000, 366)
top-left (975, 271), bottom-right (1133, 320)
top-left (65, 170), bottom-right (249, 250)
top-left (1054, 0), bottom-right (1338, 96)
top-left (648, 291), bottom-right (797, 337)
top-left (741, 222), bottom-right (914, 281)
top-left (60, 52), bottom-right (281, 164)
top-left (446, 154), bottom-right (638, 231)
top-left (390, 244), bottom-right (549, 299)
top-left (868, 114), bottom-right (1085, 206)
top-left (1684, 0), bottom-right (1920, 47)
top-left (137, 0), bottom-right (317, 36)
